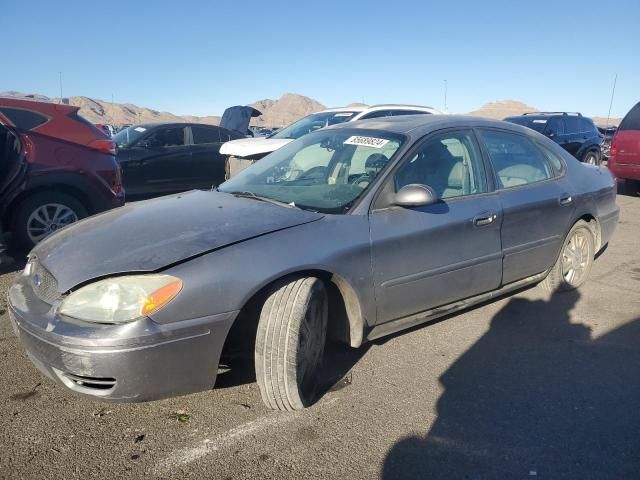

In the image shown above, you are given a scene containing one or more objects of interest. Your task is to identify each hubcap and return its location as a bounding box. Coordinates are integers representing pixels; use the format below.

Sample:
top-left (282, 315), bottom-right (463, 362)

top-left (585, 154), bottom-right (596, 165)
top-left (561, 230), bottom-right (591, 286)
top-left (26, 203), bottom-right (78, 244)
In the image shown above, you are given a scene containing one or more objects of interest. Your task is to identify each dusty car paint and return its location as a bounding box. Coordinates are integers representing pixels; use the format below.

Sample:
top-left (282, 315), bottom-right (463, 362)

top-left (8, 115), bottom-right (619, 402)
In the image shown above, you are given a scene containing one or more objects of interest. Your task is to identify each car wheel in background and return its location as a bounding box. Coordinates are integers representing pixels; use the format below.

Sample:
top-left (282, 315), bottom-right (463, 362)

top-left (583, 150), bottom-right (601, 166)
top-left (14, 191), bottom-right (88, 249)
top-left (542, 220), bottom-right (595, 292)
top-left (255, 276), bottom-right (328, 411)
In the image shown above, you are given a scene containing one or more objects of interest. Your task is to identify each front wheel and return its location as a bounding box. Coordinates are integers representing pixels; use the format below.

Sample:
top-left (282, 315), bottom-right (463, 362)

top-left (255, 277), bottom-right (328, 411)
top-left (542, 220), bottom-right (595, 292)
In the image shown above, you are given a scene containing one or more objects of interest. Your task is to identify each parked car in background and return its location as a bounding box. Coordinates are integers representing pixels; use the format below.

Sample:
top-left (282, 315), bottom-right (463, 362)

top-left (608, 102), bottom-right (640, 194)
top-left (114, 122), bottom-right (245, 198)
top-left (0, 121), bottom-right (28, 253)
top-left (597, 125), bottom-right (617, 160)
top-left (0, 97), bottom-right (124, 248)
top-left (221, 104), bottom-right (443, 178)
top-left (95, 123), bottom-right (117, 137)
top-left (504, 112), bottom-right (602, 165)
top-left (8, 115), bottom-right (618, 411)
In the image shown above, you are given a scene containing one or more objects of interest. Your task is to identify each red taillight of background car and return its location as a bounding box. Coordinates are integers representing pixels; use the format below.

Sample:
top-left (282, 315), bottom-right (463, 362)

top-left (88, 139), bottom-right (117, 156)
top-left (609, 133), bottom-right (618, 163)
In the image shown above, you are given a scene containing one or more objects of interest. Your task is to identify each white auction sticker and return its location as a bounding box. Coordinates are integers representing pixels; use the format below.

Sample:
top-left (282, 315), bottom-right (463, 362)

top-left (334, 112), bottom-right (355, 117)
top-left (134, 127), bottom-right (147, 132)
top-left (532, 119), bottom-right (547, 123)
top-left (344, 136), bottom-right (390, 148)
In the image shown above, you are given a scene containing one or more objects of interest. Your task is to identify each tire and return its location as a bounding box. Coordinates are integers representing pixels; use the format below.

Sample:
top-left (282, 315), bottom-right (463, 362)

top-left (541, 220), bottom-right (595, 292)
top-left (583, 149), bottom-right (601, 166)
top-left (14, 191), bottom-right (88, 249)
top-left (255, 277), bottom-right (328, 411)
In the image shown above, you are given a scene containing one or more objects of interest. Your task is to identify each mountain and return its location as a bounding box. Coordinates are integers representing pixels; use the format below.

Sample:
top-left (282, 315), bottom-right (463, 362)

top-left (0, 91), bottom-right (324, 128)
top-left (469, 100), bottom-right (623, 126)
top-left (467, 100), bottom-right (538, 119)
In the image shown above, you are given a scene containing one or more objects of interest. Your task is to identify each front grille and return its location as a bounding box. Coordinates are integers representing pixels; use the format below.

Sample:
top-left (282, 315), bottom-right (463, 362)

top-left (31, 259), bottom-right (60, 304)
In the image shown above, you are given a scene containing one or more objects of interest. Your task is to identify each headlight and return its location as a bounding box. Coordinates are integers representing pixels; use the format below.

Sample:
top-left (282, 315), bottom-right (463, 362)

top-left (59, 274), bottom-right (183, 324)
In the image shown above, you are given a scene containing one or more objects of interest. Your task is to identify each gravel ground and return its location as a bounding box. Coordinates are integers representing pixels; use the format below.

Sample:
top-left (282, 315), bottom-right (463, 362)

top-left (1, 194), bottom-right (639, 480)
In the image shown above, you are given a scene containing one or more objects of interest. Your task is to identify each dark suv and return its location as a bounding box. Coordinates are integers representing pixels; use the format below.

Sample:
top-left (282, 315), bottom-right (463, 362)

top-left (0, 98), bottom-right (124, 248)
top-left (504, 112), bottom-right (602, 165)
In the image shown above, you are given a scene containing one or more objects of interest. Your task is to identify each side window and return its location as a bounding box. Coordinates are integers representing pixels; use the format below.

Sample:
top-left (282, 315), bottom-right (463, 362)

top-left (564, 116), bottom-right (580, 134)
top-left (546, 117), bottom-right (565, 135)
top-left (389, 110), bottom-right (431, 117)
top-left (536, 143), bottom-right (565, 174)
top-left (0, 108), bottom-right (48, 130)
top-left (479, 130), bottom-right (554, 188)
top-left (192, 126), bottom-right (221, 144)
top-left (144, 127), bottom-right (185, 147)
top-left (580, 117), bottom-right (595, 133)
top-left (395, 130), bottom-right (487, 199)
top-left (359, 110), bottom-right (392, 120)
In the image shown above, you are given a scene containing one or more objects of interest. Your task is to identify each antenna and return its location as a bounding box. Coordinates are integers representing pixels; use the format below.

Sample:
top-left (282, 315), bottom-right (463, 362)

top-left (444, 80), bottom-right (448, 112)
top-left (605, 74), bottom-right (617, 130)
top-left (58, 72), bottom-right (63, 103)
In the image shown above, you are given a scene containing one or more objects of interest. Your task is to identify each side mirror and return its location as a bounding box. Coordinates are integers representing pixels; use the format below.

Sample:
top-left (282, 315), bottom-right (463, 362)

top-left (394, 184), bottom-right (440, 207)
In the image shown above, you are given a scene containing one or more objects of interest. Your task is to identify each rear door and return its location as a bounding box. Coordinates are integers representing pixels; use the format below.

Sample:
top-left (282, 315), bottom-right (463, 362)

top-left (370, 129), bottom-right (503, 324)
top-left (562, 116), bottom-right (582, 157)
top-left (188, 125), bottom-right (226, 188)
top-left (477, 128), bottom-right (575, 284)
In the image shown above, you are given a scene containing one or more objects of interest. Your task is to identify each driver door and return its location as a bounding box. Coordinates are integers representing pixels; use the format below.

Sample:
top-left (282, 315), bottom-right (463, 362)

top-left (369, 129), bottom-right (503, 324)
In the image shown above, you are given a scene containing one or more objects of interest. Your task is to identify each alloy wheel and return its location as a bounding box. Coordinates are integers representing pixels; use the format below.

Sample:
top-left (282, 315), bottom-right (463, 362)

top-left (561, 229), bottom-right (592, 286)
top-left (26, 203), bottom-right (78, 244)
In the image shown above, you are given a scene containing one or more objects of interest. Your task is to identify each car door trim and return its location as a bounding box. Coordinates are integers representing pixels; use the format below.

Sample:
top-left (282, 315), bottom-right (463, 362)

top-left (502, 234), bottom-right (562, 256)
top-left (368, 269), bottom-right (548, 341)
top-left (380, 251), bottom-right (503, 289)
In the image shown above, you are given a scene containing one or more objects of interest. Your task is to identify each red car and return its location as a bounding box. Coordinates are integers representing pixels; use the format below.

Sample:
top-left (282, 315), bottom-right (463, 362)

top-left (608, 102), bottom-right (640, 194)
top-left (0, 98), bottom-right (124, 248)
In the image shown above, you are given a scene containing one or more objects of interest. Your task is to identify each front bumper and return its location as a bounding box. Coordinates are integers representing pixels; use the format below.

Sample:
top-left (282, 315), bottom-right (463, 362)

top-left (8, 275), bottom-right (237, 402)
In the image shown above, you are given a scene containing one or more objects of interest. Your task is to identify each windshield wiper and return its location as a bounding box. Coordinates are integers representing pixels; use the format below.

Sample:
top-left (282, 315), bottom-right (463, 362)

top-left (228, 191), bottom-right (296, 209)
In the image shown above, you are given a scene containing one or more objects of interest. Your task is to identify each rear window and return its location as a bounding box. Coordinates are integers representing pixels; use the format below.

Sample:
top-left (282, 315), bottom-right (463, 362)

top-left (505, 116), bottom-right (547, 133)
top-left (564, 116), bottom-right (580, 134)
top-left (192, 126), bottom-right (220, 144)
top-left (0, 107), bottom-right (48, 130)
top-left (619, 103), bottom-right (640, 131)
top-left (579, 117), bottom-right (596, 133)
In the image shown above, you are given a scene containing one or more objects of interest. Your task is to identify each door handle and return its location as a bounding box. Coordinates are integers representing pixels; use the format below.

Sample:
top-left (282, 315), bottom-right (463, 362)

top-left (474, 214), bottom-right (497, 227)
top-left (559, 195), bottom-right (573, 206)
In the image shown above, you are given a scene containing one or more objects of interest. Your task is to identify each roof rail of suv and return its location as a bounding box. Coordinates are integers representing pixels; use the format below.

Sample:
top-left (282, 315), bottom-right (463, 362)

top-left (522, 111), bottom-right (582, 116)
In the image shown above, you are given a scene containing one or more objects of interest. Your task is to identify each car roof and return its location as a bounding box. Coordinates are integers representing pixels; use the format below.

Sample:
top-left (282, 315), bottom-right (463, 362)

top-left (129, 122), bottom-right (221, 129)
top-left (326, 114), bottom-right (528, 137)
top-left (318, 104), bottom-right (441, 115)
top-left (0, 97), bottom-right (80, 116)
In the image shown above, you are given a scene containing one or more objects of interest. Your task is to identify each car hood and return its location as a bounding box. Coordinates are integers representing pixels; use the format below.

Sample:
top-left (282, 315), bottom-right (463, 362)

top-left (219, 137), bottom-right (294, 158)
top-left (32, 190), bottom-right (323, 292)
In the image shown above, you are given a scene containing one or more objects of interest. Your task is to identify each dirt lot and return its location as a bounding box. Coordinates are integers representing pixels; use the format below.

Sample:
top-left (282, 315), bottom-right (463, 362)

top-left (1, 194), bottom-right (639, 480)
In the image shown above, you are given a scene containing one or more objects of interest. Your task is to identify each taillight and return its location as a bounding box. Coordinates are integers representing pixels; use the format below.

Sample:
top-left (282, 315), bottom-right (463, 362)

top-left (89, 139), bottom-right (117, 155)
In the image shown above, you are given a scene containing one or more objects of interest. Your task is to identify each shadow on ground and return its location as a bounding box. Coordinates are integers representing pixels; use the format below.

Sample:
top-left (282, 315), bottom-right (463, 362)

top-left (383, 290), bottom-right (640, 479)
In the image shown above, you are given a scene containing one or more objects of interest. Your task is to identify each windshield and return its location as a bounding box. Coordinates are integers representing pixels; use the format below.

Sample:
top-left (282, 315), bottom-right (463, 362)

top-left (506, 116), bottom-right (548, 133)
top-left (113, 125), bottom-right (148, 147)
top-left (270, 111), bottom-right (359, 140)
top-left (219, 129), bottom-right (404, 213)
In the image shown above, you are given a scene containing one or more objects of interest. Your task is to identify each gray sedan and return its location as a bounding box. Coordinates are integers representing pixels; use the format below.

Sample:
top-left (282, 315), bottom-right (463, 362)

top-left (8, 115), bottom-right (619, 411)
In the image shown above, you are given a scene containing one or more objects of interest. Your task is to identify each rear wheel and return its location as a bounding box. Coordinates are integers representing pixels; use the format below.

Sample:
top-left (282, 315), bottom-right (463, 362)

top-left (14, 191), bottom-right (88, 249)
top-left (255, 277), bottom-right (328, 411)
top-left (583, 149), bottom-right (600, 166)
top-left (542, 220), bottom-right (595, 292)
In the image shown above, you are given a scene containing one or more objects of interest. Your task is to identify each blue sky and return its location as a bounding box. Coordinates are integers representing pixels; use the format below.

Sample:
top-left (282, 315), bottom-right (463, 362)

top-left (1, 0), bottom-right (638, 118)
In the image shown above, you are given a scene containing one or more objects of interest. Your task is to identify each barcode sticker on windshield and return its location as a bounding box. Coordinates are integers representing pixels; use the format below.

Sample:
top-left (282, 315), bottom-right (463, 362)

top-left (134, 127), bottom-right (147, 132)
top-left (344, 136), bottom-right (390, 148)
top-left (532, 119), bottom-right (547, 123)
top-left (334, 113), bottom-right (355, 117)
